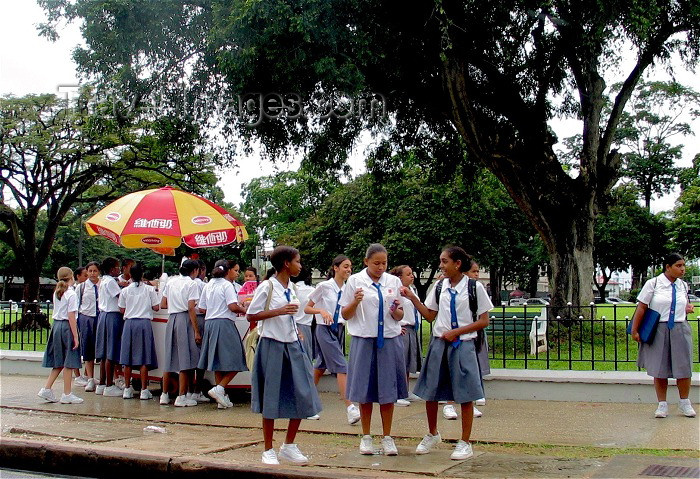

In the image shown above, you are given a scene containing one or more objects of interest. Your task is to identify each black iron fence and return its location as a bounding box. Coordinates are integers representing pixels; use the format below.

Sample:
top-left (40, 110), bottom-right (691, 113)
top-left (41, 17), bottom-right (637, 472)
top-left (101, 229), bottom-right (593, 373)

top-left (0, 300), bottom-right (52, 352)
top-left (2, 300), bottom-right (699, 372)
top-left (415, 303), bottom-right (700, 371)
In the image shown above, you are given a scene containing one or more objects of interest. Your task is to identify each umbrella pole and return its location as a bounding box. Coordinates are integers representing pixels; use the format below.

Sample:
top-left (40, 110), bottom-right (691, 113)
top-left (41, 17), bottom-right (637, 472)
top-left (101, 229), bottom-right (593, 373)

top-left (162, 254), bottom-right (165, 275)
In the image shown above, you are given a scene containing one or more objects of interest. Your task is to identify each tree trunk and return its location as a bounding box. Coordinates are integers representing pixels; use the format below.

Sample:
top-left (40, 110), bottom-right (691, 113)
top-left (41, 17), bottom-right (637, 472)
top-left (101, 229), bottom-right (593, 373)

top-left (489, 267), bottom-right (501, 306)
top-left (545, 220), bottom-right (596, 318)
top-left (22, 274), bottom-right (41, 303)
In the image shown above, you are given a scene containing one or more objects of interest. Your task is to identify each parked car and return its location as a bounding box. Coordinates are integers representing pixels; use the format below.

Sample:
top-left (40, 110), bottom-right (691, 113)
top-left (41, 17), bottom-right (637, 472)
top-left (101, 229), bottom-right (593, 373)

top-left (524, 298), bottom-right (550, 306)
top-left (604, 297), bottom-right (633, 304)
top-left (509, 298), bottom-right (527, 306)
top-left (688, 294), bottom-right (699, 303)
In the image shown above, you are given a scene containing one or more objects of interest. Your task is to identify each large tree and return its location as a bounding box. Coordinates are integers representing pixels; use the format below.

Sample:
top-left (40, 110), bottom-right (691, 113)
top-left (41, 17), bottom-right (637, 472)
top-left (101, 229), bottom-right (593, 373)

top-left (0, 92), bottom-right (220, 302)
top-left (669, 154), bottom-right (700, 260)
top-left (39, 0), bottom-right (700, 309)
top-left (614, 80), bottom-right (699, 210)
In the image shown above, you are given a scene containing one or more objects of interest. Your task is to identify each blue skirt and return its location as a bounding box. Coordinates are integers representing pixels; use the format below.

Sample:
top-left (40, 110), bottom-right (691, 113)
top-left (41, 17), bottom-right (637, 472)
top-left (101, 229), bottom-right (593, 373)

top-left (77, 313), bottom-right (97, 361)
top-left (163, 311), bottom-right (200, 373)
top-left (95, 311), bottom-right (123, 362)
top-left (197, 318), bottom-right (248, 372)
top-left (314, 324), bottom-right (348, 374)
top-left (42, 321), bottom-right (82, 369)
top-left (346, 336), bottom-right (408, 404)
top-left (119, 318), bottom-right (158, 370)
top-left (401, 324), bottom-right (422, 374)
top-left (297, 323), bottom-right (314, 365)
top-left (414, 337), bottom-right (483, 403)
top-left (251, 337), bottom-right (321, 419)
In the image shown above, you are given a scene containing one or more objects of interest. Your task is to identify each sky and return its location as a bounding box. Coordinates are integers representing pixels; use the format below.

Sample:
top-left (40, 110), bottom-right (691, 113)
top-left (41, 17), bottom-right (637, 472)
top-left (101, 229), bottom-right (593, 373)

top-left (1, 1), bottom-right (697, 215)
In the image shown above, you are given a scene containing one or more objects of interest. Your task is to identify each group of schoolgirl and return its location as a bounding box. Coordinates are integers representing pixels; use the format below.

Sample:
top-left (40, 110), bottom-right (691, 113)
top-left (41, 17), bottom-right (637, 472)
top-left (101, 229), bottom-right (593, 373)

top-left (247, 243), bottom-right (493, 465)
top-left (39, 257), bottom-right (144, 404)
top-left (38, 256), bottom-right (254, 409)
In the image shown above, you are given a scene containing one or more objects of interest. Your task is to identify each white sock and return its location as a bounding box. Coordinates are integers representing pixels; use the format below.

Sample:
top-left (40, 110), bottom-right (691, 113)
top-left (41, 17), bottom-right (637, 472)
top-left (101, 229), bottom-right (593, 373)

top-left (679, 398), bottom-right (691, 405)
top-left (658, 401), bottom-right (668, 406)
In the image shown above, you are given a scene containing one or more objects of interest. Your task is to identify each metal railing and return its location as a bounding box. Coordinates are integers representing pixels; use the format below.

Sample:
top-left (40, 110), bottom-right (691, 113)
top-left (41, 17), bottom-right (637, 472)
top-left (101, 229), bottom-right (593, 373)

top-left (0, 300), bottom-right (52, 352)
top-left (3, 300), bottom-right (699, 372)
top-left (417, 303), bottom-right (700, 371)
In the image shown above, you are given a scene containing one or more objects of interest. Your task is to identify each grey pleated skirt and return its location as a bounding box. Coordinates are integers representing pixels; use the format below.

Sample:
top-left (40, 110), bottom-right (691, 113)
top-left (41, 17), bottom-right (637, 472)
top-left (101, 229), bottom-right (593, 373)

top-left (637, 321), bottom-right (693, 379)
top-left (42, 320), bottom-right (82, 369)
top-left (314, 324), bottom-right (348, 374)
top-left (414, 337), bottom-right (484, 404)
top-left (477, 332), bottom-right (491, 376)
top-left (95, 311), bottom-right (123, 362)
top-left (296, 323), bottom-right (314, 365)
top-left (401, 324), bottom-right (422, 374)
top-left (197, 318), bottom-right (248, 372)
top-left (346, 336), bottom-right (408, 404)
top-left (163, 311), bottom-right (200, 373)
top-left (119, 318), bottom-right (158, 370)
top-left (77, 313), bottom-right (97, 361)
top-left (251, 337), bottom-right (322, 419)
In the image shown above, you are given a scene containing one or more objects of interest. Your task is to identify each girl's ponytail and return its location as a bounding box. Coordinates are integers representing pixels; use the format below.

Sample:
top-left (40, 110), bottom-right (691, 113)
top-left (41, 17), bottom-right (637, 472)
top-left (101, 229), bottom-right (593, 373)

top-left (54, 267), bottom-right (73, 300)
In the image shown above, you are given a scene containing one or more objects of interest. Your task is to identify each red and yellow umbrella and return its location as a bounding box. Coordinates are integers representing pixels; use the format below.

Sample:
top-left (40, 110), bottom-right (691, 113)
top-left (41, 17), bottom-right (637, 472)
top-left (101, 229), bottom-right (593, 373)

top-left (85, 186), bottom-right (248, 254)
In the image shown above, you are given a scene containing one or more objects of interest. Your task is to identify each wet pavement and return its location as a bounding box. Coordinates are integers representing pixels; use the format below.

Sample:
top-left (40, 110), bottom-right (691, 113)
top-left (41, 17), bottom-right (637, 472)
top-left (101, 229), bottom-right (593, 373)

top-left (1, 374), bottom-right (698, 478)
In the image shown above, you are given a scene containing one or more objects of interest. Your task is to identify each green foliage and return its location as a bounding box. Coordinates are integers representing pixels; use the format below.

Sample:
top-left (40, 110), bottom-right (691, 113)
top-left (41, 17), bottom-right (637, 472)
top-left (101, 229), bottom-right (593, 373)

top-left (0, 91), bottom-right (221, 300)
top-left (594, 185), bottom-right (669, 297)
top-left (612, 80), bottom-right (700, 209)
top-left (669, 154), bottom-right (700, 259)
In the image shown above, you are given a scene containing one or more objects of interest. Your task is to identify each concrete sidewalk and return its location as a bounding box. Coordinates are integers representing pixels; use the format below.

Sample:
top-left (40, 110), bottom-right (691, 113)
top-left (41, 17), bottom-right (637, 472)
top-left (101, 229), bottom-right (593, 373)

top-left (1, 374), bottom-right (698, 478)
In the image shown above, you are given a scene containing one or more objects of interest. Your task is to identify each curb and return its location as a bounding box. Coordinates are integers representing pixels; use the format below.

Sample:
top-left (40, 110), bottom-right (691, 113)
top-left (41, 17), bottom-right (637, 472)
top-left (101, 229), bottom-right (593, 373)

top-left (0, 437), bottom-right (379, 479)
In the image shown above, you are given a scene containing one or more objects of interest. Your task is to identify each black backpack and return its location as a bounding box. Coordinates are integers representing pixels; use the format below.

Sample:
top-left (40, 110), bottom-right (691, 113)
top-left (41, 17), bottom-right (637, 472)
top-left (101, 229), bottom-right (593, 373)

top-left (435, 278), bottom-right (484, 353)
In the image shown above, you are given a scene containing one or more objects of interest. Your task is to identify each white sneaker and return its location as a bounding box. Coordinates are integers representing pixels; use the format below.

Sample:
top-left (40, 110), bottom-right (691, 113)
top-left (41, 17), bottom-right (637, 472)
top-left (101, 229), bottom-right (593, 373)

top-left (279, 443), bottom-right (309, 465)
top-left (122, 386), bottom-right (134, 399)
top-left (37, 388), bottom-right (58, 403)
top-left (450, 440), bottom-right (473, 460)
top-left (395, 398), bottom-right (410, 407)
top-left (103, 385), bottom-right (123, 397)
top-left (359, 435), bottom-right (374, 455)
top-left (679, 399), bottom-right (697, 417)
top-left (381, 436), bottom-right (398, 456)
top-left (473, 406), bottom-right (483, 418)
top-left (306, 414), bottom-right (320, 420)
top-left (443, 404), bottom-right (458, 420)
top-left (654, 401), bottom-right (669, 418)
top-left (346, 404), bottom-right (360, 425)
top-left (208, 385), bottom-right (228, 408)
top-left (261, 448), bottom-right (279, 465)
top-left (95, 384), bottom-right (106, 395)
top-left (407, 392), bottom-right (421, 402)
top-left (60, 393), bottom-right (84, 404)
top-left (85, 378), bottom-right (96, 392)
top-left (475, 397), bottom-right (486, 406)
top-left (114, 378), bottom-right (125, 389)
top-left (74, 375), bottom-right (89, 387)
top-left (216, 395), bottom-right (233, 409)
top-left (140, 389), bottom-right (153, 400)
top-left (174, 395), bottom-right (197, 407)
top-left (190, 392), bottom-right (210, 403)
top-left (415, 432), bottom-right (441, 454)
top-left (159, 393), bottom-right (170, 405)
